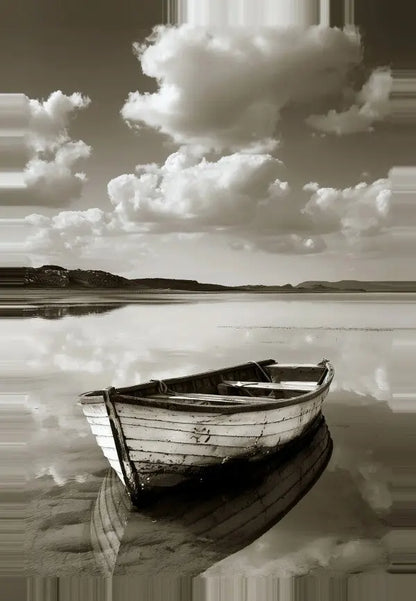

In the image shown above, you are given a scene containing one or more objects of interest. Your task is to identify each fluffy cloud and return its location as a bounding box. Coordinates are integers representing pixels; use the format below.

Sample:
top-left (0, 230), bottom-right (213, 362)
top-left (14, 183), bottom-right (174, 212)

top-left (107, 148), bottom-right (334, 255)
top-left (303, 178), bottom-right (391, 242)
top-left (25, 208), bottom-right (110, 253)
top-left (108, 147), bottom-right (289, 230)
top-left (26, 147), bottom-right (303, 259)
top-left (27, 91), bottom-right (91, 153)
top-left (5, 91), bottom-right (91, 207)
top-left (24, 208), bottom-right (151, 271)
top-left (25, 144), bottom-right (392, 261)
top-left (306, 68), bottom-right (393, 135)
top-left (122, 25), bottom-right (361, 151)
top-left (24, 140), bottom-right (91, 205)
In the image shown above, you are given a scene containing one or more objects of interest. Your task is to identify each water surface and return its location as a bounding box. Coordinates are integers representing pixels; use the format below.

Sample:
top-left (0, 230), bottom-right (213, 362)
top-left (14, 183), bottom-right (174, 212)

top-left (6, 293), bottom-right (415, 580)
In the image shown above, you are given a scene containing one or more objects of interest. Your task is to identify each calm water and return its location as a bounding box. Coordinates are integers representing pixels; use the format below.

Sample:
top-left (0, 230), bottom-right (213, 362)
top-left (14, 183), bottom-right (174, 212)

top-left (8, 293), bottom-right (416, 582)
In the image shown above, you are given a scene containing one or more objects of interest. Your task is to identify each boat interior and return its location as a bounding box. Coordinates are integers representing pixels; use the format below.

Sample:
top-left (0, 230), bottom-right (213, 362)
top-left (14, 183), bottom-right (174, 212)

top-left (112, 360), bottom-right (330, 405)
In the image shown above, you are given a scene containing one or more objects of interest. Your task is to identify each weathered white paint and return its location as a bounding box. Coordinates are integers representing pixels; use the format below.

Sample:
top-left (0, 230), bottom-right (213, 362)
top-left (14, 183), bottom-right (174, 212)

top-left (108, 459), bottom-right (124, 482)
top-left (131, 451), bottom-right (221, 466)
top-left (86, 396), bottom-right (322, 431)
top-left (84, 411), bottom-right (125, 484)
top-left (88, 406), bottom-right (320, 447)
top-left (114, 396), bottom-right (324, 424)
top-left (101, 447), bottom-right (120, 462)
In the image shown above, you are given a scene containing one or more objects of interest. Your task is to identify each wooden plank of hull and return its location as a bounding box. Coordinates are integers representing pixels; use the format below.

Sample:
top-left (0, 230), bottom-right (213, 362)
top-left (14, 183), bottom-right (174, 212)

top-left (128, 419), bottom-right (315, 468)
top-left (129, 409), bottom-right (322, 469)
top-left (101, 446), bottom-right (121, 462)
top-left (89, 404), bottom-right (321, 449)
top-left (86, 408), bottom-right (319, 435)
top-left (132, 405), bottom-right (320, 450)
top-left (115, 393), bottom-right (326, 424)
top-left (86, 394), bottom-right (324, 436)
top-left (128, 415), bottom-right (324, 484)
top-left (97, 435), bottom-right (245, 457)
top-left (83, 398), bottom-right (309, 424)
top-left (83, 410), bottom-right (125, 484)
top-left (87, 398), bottom-right (323, 452)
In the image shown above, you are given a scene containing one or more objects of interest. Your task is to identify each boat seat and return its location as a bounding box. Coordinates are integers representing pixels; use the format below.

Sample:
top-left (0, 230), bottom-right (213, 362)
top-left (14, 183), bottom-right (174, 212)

top-left (219, 380), bottom-right (318, 393)
top-left (150, 392), bottom-right (274, 405)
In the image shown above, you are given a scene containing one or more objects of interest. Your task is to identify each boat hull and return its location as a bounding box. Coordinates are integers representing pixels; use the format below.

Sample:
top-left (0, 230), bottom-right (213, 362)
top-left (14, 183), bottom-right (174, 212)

top-left (82, 387), bottom-right (329, 489)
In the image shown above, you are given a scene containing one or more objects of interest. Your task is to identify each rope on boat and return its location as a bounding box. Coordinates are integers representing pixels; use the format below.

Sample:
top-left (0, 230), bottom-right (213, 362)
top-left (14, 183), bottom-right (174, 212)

top-left (249, 361), bottom-right (272, 383)
top-left (228, 361), bottom-right (272, 397)
top-left (150, 379), bottom-right (169, 394)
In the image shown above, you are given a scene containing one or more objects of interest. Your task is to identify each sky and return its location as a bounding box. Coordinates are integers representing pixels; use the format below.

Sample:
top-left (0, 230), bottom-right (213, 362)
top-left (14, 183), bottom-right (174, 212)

top-left (1, 0), bottom-right (415, 284)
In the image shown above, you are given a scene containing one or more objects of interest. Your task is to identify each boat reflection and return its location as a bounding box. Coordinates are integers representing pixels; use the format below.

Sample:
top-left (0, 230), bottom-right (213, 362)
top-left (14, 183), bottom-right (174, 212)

top-left (91, 416), bottom-right (332, 576)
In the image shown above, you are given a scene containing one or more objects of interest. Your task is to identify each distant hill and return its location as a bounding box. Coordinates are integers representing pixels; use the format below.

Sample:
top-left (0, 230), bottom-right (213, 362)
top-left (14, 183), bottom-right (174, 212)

top-left (295, 280), bottom-right (416, 292)
top-left (2, 265), bottom-right (415, 292)
top-left (8, 265), bottom-right (233, 291)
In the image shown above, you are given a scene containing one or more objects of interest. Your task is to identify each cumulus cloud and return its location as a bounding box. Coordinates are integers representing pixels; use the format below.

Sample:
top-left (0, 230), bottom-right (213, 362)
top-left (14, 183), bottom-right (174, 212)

top-left (27, 91), bottom-right (91, 153)
top-left (25, 208), bottom-right (110, 253)
top-left (26, 147), bottom-right (308, 259)
top-left (226, 176), bottom-right (391, 255)
top-left (24, 140), bottom-right (91, 205)
top-left (107, 147), bottom-right (289, 230)
top-left (306, 68), bottom-right (393, 135)
top-left (25, 142), bottom-right (392, 261)
top-left (106, 148), bottom-right (333, 256)
top-left (122, 25), bottom-right (361, 151)
top-left (303, 178), bottom-right (391, 242)
top-left (6, 91), bottom-right (91, 207)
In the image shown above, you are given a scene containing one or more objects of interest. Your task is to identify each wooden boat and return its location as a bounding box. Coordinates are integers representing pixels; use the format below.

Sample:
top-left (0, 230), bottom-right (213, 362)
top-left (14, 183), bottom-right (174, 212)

top-left (80, 358), bottom-right (334, 501)
top-left (91, 416), bottom-right (333, 576)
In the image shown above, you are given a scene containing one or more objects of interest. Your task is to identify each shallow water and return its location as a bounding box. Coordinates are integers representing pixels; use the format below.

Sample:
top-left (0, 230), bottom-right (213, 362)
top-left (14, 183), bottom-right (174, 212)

top-left (6, 293), bottom-right (416, 583)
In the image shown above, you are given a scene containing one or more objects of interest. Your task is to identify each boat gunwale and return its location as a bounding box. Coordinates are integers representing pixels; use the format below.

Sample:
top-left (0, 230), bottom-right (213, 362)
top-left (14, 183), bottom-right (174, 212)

top-left (80, 359), bottom-right (334, 414)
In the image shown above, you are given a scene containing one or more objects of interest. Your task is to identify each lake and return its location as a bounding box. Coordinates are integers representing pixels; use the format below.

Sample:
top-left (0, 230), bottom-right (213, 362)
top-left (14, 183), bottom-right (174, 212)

top-left (6, 293), bottom-right (416, 599)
